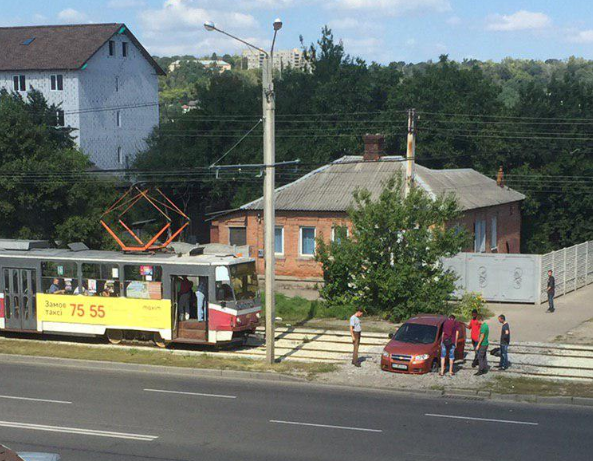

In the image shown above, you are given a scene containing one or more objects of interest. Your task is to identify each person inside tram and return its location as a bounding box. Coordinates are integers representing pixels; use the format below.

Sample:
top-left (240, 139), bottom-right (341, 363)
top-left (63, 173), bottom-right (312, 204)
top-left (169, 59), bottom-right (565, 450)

top-left (101, 282), bottom-right (115, 297)
top-left (178, 276), bottom-right (193, 321)
top-left (74, 283), bottom-right (88, 296)
top-left (48, 278), bottom-right (65, 295)
top-left (196, 277), bottom-right (208, 322)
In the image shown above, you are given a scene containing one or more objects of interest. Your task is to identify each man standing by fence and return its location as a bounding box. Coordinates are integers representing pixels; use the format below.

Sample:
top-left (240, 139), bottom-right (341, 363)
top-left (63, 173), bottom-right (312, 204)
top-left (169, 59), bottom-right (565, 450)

top-left (498, 315), bottom-right (511, 370)
top-left (547, 270), bottom-right (556, 313)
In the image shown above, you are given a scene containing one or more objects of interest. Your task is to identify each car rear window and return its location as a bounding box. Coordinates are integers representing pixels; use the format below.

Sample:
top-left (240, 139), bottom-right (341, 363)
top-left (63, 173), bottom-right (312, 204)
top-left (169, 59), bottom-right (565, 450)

top-left (393, 323), bottom-right (438, 344)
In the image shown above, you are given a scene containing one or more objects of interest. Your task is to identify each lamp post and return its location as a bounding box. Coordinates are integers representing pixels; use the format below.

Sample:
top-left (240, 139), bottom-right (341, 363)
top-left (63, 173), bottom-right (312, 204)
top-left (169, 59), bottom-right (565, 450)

top-left (205, 19), bottom-right (282, 365)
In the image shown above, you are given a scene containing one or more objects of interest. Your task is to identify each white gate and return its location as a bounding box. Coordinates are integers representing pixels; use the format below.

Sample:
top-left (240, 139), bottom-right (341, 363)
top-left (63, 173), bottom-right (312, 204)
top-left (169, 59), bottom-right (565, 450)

top-left (443, 240), bottom-right (593, 304)
top-left (443, 253), bottom-right (540, 303)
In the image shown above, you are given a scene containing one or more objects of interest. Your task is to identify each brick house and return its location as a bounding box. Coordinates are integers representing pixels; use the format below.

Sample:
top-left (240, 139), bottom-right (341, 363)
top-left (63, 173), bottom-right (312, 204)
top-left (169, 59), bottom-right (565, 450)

top-left (210, 135), bottom-right (525, 292)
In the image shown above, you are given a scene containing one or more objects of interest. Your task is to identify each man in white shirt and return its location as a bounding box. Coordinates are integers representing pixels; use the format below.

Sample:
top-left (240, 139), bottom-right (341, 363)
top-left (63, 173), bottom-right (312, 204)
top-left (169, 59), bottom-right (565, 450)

top-left (349, 308), bottom-right (364, 367)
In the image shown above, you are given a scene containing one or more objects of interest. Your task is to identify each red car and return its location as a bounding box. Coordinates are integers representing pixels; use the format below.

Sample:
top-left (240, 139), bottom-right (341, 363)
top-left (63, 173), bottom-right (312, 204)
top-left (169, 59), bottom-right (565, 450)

top-left (380, 314), bottom-right (466, 374)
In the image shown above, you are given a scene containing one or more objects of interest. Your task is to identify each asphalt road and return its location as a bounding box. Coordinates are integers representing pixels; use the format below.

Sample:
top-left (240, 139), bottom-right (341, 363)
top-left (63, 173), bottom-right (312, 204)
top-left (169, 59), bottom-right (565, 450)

top-left (1, 361), bottom-right (592, 461)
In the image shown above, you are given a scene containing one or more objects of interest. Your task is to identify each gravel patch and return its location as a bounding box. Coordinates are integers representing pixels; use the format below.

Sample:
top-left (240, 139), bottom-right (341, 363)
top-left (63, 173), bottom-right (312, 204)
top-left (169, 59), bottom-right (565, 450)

top-left (318, 347), bottom-right (520, 392)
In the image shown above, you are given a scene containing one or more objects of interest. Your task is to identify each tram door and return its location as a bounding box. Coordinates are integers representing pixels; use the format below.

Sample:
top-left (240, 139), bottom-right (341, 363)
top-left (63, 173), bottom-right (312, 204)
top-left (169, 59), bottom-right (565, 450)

top-left (3, 268), bottom-right (37, 331)
top-left (171, 275), bottom-right (207, 342)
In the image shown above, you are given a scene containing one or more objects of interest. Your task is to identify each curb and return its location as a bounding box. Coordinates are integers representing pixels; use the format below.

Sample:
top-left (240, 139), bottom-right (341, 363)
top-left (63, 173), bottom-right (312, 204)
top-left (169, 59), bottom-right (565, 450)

top-left (2, 353), bottom-right (593, 408)
top-left (0, 353), bottom-right (304, 383)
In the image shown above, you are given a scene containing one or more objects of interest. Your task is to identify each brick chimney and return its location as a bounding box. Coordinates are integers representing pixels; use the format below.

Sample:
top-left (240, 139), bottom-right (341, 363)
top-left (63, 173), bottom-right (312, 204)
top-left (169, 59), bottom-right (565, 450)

top-left (362, 134), bottom-right (385, 161)
top-left (496, 166), bottom-right (505, 188)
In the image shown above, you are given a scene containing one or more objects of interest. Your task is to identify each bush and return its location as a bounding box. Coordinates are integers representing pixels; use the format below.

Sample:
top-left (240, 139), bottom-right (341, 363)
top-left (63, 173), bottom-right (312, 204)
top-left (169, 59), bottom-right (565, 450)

top-left (262, 293), bottom-right (355, 323)
top-left (453, 292), bottom-right (487, 321)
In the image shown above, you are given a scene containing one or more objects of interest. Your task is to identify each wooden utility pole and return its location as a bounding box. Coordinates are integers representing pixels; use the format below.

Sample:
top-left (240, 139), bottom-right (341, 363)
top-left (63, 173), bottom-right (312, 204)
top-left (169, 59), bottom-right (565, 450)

top-left (405, 108), bottom-right (417, 197)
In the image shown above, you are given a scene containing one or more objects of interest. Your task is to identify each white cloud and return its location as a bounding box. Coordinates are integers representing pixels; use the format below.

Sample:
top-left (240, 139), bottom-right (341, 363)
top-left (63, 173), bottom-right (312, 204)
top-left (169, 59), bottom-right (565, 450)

top-left (108, 0), bottom-right (146, 8)
top-left (567, 29), bottom-right (593, 44)
top-left (331, 0), bottom-right (451, 16)
top-left (405, 38), bottom-right (416, 46)
top-left (58, 8), bottom-right (88, 23)
top-left (446, 16), bottom-right (461, 25)
top-left (486, 10), bottom-right (551, 32)
top-left (139, 0), bottom-right (264, 56)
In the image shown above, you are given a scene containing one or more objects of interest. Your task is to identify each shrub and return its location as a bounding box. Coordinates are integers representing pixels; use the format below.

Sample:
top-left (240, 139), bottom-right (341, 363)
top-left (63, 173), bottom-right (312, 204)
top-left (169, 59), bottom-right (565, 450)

top-left (453, 292), bottom-right (487, 321)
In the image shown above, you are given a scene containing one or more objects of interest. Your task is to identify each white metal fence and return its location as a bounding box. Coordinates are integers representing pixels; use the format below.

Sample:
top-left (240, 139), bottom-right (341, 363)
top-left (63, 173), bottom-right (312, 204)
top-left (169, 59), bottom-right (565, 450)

top-left (540, 240), bottom-right (593, 303)
top-left (442, 240), bottom-right (593, 304)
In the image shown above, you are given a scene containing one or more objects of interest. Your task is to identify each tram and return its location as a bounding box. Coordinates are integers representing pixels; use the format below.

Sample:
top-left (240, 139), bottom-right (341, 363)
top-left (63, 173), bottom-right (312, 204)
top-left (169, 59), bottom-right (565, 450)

top-left (0, 240), bottom-right (260, 347)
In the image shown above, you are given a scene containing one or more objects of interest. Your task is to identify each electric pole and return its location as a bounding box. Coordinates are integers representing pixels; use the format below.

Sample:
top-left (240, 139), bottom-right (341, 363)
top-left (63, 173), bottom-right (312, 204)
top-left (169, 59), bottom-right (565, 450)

top-left (262, 56), bottom-right (276, 365)
top-left (405, 108), bottom-right (416, 197)
top-left (204, 19), bottom-right (282, 365)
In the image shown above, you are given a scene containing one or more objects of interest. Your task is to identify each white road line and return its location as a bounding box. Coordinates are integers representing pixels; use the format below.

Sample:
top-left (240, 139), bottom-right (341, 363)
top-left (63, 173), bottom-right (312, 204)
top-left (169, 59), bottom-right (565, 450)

top-left (425, 414), bottom-right (539, 426)
top-left (270, 420), bottom-right (383, 433)
top-left (0, 394), bottom-right (72, 405)
top-left (0, 420), bottom-right (158, 441)
top-left (144, 388), bottom-right (237, 399)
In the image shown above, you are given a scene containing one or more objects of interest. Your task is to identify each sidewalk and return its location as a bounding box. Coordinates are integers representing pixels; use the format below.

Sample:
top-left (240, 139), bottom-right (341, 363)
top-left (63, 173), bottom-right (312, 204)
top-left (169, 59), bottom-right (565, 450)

top-left (482, 283), bottom-right (593, 343)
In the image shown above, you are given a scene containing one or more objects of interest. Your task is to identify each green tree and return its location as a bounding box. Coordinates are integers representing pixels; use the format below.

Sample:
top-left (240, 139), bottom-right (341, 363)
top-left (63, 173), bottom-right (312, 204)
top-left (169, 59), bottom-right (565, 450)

top-left (316, 177), bottom-right (468, 320)
top-left (0, 90), bottom-right (116, 248)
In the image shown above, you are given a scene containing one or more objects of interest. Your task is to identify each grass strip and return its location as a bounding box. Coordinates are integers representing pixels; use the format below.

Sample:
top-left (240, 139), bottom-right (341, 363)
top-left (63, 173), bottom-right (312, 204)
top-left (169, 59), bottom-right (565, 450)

top-left (0, 337), bottom-right (337, 379)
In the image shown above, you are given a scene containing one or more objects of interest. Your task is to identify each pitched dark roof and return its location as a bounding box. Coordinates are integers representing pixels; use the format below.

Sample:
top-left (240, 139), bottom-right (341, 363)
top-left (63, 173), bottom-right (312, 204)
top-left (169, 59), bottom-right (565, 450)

top-left (240, 156), bottom-right (525, 212)
top-left (0, 23), bottom-right (165, 75)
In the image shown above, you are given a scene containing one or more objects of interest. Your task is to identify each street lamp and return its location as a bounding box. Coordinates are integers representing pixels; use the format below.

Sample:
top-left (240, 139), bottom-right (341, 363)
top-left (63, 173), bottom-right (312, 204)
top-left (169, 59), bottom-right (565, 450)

top-left (204, 20), bottom-right (281, 365)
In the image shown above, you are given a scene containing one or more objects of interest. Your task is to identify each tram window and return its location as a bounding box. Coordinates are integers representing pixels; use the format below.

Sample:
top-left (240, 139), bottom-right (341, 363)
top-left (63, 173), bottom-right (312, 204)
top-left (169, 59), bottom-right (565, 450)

top-left (230, 262), bottom-right (258, 301)
top-left (124, 265), bottom-right (162, 299)
top-left (215, 266), bottom-right (234, 302)
top-left (41, 261), bottom-right (78, 295)
top-left (82, 263), bottom-right (121, 297)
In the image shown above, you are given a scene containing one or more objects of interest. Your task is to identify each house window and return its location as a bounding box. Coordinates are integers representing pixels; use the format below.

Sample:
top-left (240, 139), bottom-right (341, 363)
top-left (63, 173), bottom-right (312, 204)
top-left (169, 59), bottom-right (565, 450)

top-left (275, 227), bottom-right (284, 255)
top-left (116, 111), bottom-right (122, 127)
top-left (115, 76), bottom-right (119, 92)
top-left (50, 74), bottom-right (63, 91)
top-left (300, 227), bottom-right (316, 256)
top-left (229, 227), bottom-right (247, 246)
top-left (117, 147), bottom-right (123, 164)
top-left (474, 219), bottom-right (486, 253)
top-left (13, 75), bottom-right (26, 92)
top-left (491, 215), bottom-right (498, 250)
top-left (56, 110), bottom-right (65, 127)
top-left (122, 42), bottom-right (128, 57)
top-left (332, 226), bottom-right (349, 244)
top-left (109, 40), bottom-right (116, 56)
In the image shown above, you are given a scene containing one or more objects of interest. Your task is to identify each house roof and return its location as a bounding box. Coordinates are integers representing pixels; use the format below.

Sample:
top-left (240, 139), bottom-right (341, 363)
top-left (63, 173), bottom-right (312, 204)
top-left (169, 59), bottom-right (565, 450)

top-left (240, 156), bottom-right (525, 213)
top-left (0, 23), bottom-right (165, 75)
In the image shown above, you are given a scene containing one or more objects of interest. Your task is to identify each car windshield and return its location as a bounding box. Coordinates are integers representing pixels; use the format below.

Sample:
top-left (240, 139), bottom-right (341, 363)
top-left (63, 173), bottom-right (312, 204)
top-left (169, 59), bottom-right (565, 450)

top-left (393, 323), bottom-right (438, 344)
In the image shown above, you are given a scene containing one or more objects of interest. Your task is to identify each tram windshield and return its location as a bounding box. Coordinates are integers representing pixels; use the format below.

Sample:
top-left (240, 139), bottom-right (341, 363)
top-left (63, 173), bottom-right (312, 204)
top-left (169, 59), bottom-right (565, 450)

top-left (229, 262), bottom-right (258, 301)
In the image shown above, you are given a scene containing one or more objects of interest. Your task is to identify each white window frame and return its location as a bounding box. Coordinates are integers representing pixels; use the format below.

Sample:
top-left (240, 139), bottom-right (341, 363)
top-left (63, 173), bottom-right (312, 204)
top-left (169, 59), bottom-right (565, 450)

top-left (474, 219), bottom-right (486, 253)
top-left (55, 110), bottom-right (65, 127)
top-left (122, 42), bottom-right (128, 57)
top-left (491, 215), bottom-right (498, 251)
top-left (299, 226), bottom-right (316, 257)
top-left (117, 147), bottom-right (123, 164)
top-left (274, 226), bottom-right (284, 256)
top-left (50, 74), bottom-right (63, 91)
top-left (109, 40), bottom-right (116, 57)
top-left (116, 111), bottom-right (122, 128)
top-left (13, 75), bottom-right (26, 92)
top-left (331, 225), bottom-right (349, 242)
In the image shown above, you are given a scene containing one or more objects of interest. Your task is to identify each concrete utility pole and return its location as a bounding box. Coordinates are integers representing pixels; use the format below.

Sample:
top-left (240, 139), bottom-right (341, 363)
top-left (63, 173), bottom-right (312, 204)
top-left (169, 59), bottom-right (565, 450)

top-left (204, 19), bottom-right (282, 365)
top-left (405, 108), bottom-right (417, 197)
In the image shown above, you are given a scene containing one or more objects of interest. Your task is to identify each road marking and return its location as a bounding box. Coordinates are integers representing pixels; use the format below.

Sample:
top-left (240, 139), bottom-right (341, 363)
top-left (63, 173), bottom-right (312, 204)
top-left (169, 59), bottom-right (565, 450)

top-left (0, 420), bottom-right (158, 441)
top-left (270, 420), bottom-right (383, 433)
top-left (0, 394), bottom-right (72, 405)
top-left (425, 414), bottom-right (539, 426)
top-left (144, 388), bottom-right (237, 399)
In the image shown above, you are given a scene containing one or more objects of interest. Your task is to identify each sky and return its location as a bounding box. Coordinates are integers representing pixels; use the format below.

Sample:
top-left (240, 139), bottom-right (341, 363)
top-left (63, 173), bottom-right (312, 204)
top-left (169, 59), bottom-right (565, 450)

top-left (4, 0), bottom-right (593, 63)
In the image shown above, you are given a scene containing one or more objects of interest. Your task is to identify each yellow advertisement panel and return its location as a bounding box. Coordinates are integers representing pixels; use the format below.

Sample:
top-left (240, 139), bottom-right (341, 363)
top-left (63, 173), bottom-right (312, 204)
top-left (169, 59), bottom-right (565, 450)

top-left (37, 294), bottom-right (172, 330)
